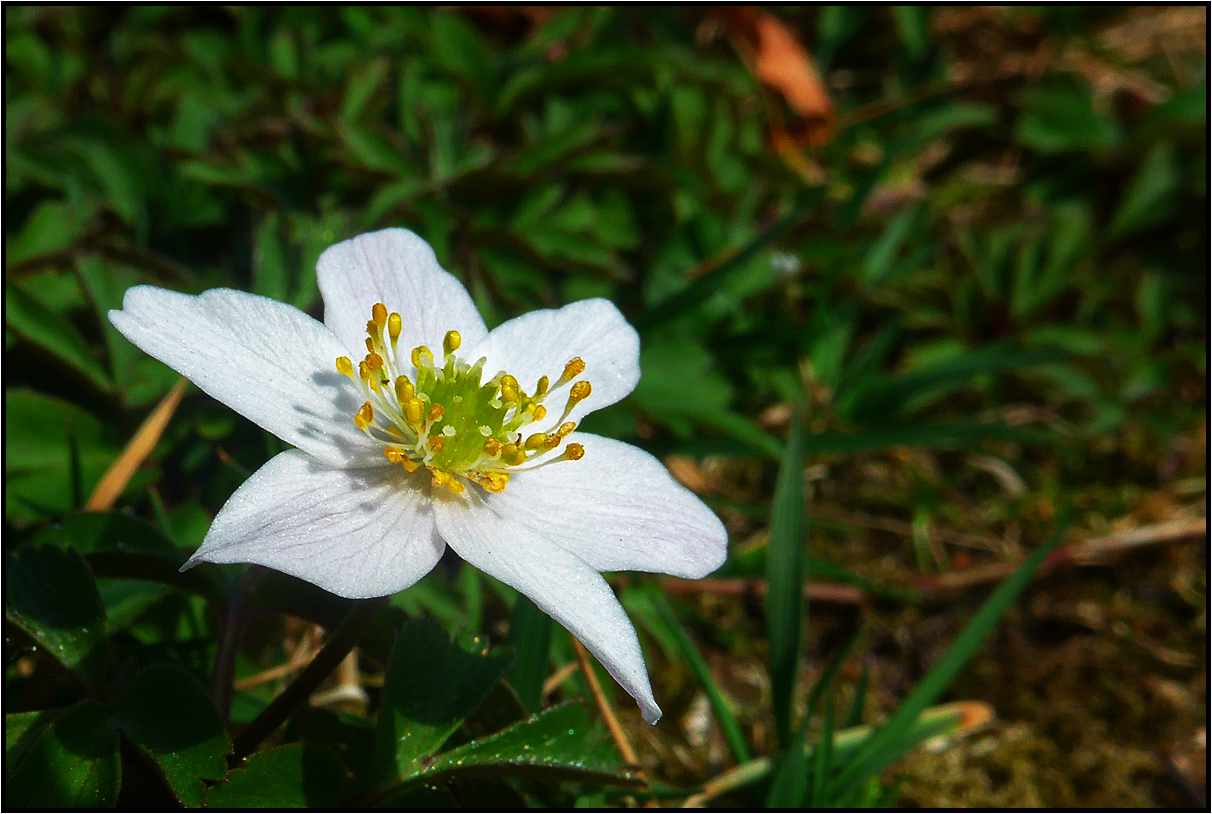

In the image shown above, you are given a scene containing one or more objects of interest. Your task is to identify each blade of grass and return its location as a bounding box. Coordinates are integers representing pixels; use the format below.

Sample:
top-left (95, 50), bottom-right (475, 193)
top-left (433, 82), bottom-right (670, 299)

top-left (830, 525), bottom-right (1067, 798)
top-left (804, 626), bottom-right (862, 722)
top-left (631, 193), bottom-right (824, 332)
top-left (765, 729), bottom-right (809, 807)
top-left (649, 589), bottom-right (751, 764)
top-left (843, 663), bottom-right (869, 729)
top-left (808, 693), bottom-right (835, 808)
top-left (681, 700), bottom-right (982, 807)
top-left (767, 407), bottom-right (806, 748)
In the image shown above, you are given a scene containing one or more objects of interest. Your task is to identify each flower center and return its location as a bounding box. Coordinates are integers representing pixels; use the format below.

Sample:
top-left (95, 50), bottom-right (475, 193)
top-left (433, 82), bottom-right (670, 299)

top-left (335, 303), bottom-right (589, 495)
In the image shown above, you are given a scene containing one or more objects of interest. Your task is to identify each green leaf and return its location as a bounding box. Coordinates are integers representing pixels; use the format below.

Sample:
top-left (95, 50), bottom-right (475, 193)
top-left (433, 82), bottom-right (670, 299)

top-left (112, 664), bottom-right (231, 807)
top-left (767, 410), bottom-right (806, 748)
top-left (5, 544), bottom-right (108, 691)
top-left (6, 700), bottom-right (121, 807)
top-left (1109, 143), bottom-right (1180, 237)
top-left (6, 708), bottom-right (67, 776)
top-left (374, 619), bottom-right (514, 784)
top-left (31, 511), bottom-right (181, 556)
top-left (5, 198), bottom-right (99, 266)
top-left (832, 527), bottom-right (1066, 798)
top-left (5, 389), bottom-right (117, 522)
top-left (404, 702), bottom-right (636, 788)
top-left (765, 729), bottom-right (809, 807)
top-left (5, 280), bottom-right (112, 391)
top-left (207, 743), bottom-right (354, 808)
top-left (632, 195), bottom-right (822, 331)
top-left (861, 203), bottom-right (923, 287)
top-left (808, 694), bottom-right (836, 806)
top-left (504, 594), bottom-right (553, 714)
top-left (1015, 82), bottom-right (1120, 153)
top-left (845, 342), bottom-right (1063, 423)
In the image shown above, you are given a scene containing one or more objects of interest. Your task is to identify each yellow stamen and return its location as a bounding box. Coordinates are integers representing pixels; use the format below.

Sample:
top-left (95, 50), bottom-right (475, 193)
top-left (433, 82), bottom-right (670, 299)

top-left (355, 402), bottom-right (374, 430)
top-left (557, 422), bottom-right (576, 438)
top-left (372, 302), bottom-right (388, 327)
top-left (483, 438), bottom-right (502, 456)
top-left (395, 376), bottom-right (414, 402)
top-left (557, 357), bottom-right (585, 386)
top-left (534, 375), bottom-right (550, 399)
top-left (428, 435), bottom-right (445, 453)
top-left (564, 443), bottom-right (585, 461)
top-left (412, 345), bottom-right (433, 369)
top-left (336, 356), bottom-right (353, 376)
top-left (443, 330), bottom-right (461, 356)
top-left (388, 312), bottom-right (402, 343)
top-left (524, 433), bottom-right (548, 450)
top-left (405, 397), bottom-right (424, 427)
top-left (532, 404), bottom-right (547, 422)
top-left (428, 403), bottom-right (445, 423)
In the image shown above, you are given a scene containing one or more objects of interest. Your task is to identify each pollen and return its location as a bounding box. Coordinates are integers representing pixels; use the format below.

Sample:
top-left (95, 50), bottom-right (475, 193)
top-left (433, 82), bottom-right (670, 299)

top-left (335, 305), bottom-right (592, 493)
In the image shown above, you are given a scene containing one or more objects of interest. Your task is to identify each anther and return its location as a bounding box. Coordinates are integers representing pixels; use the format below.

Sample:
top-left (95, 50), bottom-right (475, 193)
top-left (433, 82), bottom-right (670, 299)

top-left (483, 438), bottom-right (502, 456)
top-left (372, 302), bottom-right (388, 327)
top-left (388, 312), bottom-right (402, 343)
top-left (557, 422), bottom-right (576, 438)
top-left (428, 435), bottom-right (445, 453)
top-left (412, 345), bottom-right (433, 369)
top-left (405, 397), bottom-right (424, 427)
top-left (336, 357), bottom-right (353, 376)
top-left (532, 405), bottom-right (547, 422)
top-left (524, 433), bottom-right (548, 450)
top-left (428, 404), bottom-right (445, 423)
top-left (570, 380), bottom-right (591, 402)
top-left (556, 357), bottom-right (586, 386)
top-left (534, 375), bottom-right (550, 399)
top-left (355, 402), bottom-right (374, 430)
top-left (564, 443), bottom-right (585, 460)
top-left (443, 330), bottom-right (461, 357)
top-left (395, 376), bottom-right (414, 402)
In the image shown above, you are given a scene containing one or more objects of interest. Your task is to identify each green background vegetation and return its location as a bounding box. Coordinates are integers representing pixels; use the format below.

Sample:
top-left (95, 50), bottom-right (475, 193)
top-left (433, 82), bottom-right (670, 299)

top-left (5, 6), bottom-right (1206, 807)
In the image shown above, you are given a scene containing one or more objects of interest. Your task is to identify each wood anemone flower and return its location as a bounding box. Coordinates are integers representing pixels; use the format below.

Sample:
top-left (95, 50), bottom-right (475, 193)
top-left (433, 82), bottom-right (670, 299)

top-left (109, 228), bottom-right (727, 724)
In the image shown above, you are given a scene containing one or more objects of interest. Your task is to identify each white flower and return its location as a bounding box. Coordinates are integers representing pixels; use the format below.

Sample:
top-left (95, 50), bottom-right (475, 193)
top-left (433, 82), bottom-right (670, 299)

top-left (109, 228), bottom-right (727, 724)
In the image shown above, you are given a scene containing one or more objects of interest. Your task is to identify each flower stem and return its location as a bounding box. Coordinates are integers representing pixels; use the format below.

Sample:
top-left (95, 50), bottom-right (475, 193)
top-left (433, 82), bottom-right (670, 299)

top-left (230, 596), bottom-right (387, 762)
top-left (212, 566), bottom-right (264, 723)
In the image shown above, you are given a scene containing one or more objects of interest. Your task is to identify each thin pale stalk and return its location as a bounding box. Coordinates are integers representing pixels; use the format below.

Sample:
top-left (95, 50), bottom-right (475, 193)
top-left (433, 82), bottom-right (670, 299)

top-left (230, 596), bottom-right (386, 761)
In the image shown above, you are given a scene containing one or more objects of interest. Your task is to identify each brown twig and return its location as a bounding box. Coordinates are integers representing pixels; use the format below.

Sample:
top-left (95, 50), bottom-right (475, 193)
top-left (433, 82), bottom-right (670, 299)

top-left (660, 576), bottom-right (866, 605)
top-left (909, 518), bottom-right (1207, 594)
top-left (570, 637), bottom-right (652, 800)
top-left (661, 517), bottom-right (1206, 605)
top-left (86, 378), bottom-right (187, 511)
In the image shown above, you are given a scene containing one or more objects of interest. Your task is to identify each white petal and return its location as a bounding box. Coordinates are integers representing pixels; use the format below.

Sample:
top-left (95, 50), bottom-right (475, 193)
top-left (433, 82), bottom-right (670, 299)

top-left (465, 299), bottom-right (639, 424)
top-left (493, 433), bottom-right (727, 578)
top-left (434, 494), bottom-right (662, 724)
top-left (109, 286), bottom-right (379, 468)
top-left (317, 229), bottom-right (488, 356)
top-left (186, 450), bottom-right (443, 599)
